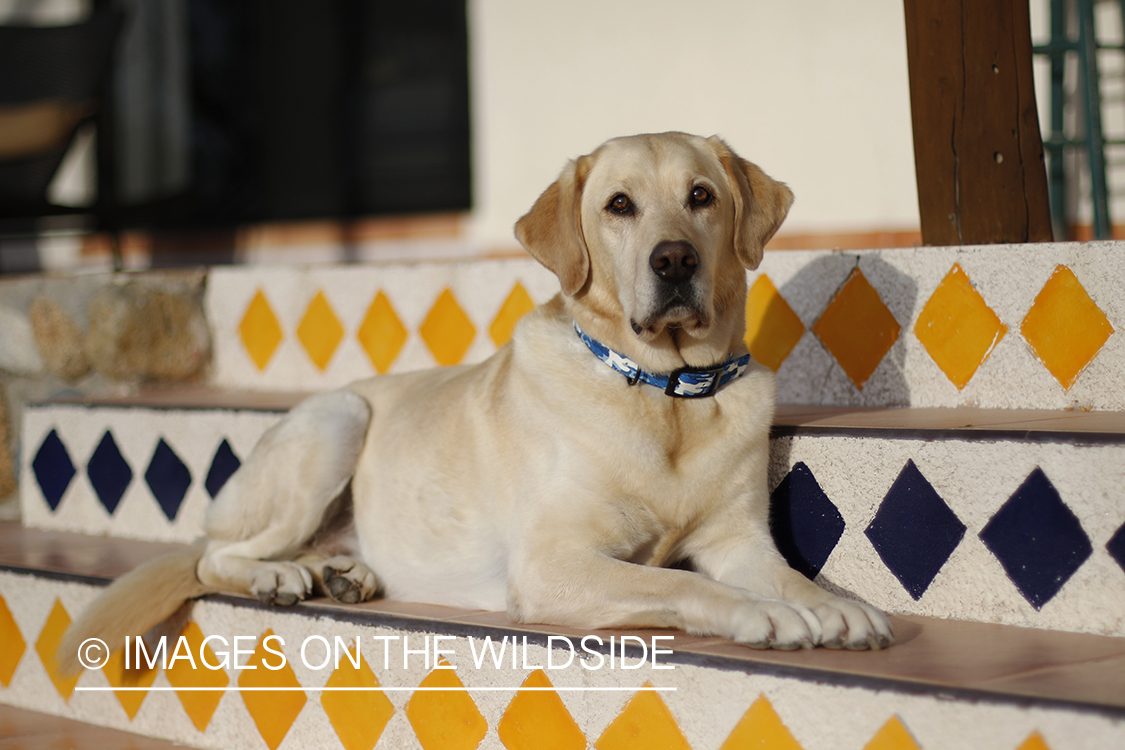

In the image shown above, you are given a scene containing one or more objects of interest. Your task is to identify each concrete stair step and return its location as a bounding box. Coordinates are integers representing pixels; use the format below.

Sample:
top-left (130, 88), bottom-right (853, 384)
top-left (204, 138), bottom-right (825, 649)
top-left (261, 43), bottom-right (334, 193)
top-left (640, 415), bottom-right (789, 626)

top-left (0, 524), bottom-right (1122, 750)
top-left (18, 391), bottom-right (1125, 638)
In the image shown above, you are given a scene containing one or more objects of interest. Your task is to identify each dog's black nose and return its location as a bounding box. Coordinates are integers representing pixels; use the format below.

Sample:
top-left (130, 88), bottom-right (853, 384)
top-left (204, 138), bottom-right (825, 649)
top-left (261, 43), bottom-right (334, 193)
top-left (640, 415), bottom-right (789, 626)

top-left (649, 241), bottom-right (699, 283)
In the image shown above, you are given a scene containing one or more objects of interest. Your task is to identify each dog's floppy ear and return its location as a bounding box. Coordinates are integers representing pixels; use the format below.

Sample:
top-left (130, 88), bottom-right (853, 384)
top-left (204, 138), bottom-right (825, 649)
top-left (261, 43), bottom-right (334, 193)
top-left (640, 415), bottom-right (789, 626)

top-left (515, 156), bottom-right (592, 296)
top-left (712, 137), bottom-right (794, 271)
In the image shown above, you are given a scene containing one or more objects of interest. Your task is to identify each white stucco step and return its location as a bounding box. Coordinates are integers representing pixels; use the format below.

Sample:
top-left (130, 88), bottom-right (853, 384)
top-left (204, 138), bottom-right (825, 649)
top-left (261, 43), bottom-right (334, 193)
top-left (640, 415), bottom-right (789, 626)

top-left (204, 243), bottom-right (1125, 410)
top-left (0, 526), bottom-right (1122, 750)
top-left (17, 394), bottom-right (1125, 639)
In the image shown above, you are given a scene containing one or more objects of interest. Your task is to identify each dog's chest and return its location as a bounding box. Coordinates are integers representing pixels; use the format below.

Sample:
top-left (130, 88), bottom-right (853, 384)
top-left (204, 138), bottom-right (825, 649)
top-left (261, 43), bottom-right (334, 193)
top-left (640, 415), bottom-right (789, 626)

top-left (614, 392), bottom-right (751, 473)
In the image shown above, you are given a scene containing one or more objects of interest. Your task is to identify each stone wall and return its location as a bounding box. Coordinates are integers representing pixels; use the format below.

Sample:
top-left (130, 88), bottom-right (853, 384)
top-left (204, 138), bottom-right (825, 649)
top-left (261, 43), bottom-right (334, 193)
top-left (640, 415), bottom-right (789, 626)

top-left (0, 270), bottom-right (211, 510)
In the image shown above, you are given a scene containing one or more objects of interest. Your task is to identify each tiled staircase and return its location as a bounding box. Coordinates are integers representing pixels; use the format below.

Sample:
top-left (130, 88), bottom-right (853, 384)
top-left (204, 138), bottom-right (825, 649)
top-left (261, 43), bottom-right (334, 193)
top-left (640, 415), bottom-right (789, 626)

top-left (1, 243), bottom-right (1124, 749)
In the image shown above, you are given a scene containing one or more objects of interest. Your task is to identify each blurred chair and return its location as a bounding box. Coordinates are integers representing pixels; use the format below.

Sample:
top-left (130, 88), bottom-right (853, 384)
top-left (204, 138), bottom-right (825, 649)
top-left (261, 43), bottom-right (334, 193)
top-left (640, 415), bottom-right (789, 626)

top-left (0, 7), bottom-right (124, 220)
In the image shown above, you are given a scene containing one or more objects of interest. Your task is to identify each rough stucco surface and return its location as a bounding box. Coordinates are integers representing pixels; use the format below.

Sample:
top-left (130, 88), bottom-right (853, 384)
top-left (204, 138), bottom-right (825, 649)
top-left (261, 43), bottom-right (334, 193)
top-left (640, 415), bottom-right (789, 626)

top-left (20, 405), bottom-right (283, 543)
top-left (1, 572), bottom-right (1122, 750)
top-left (204, 242), bottom-right (1124, 408)
top-left (206, 259), bottom-right (561, 391)
top-left (770, 434), bottom-right (1125, 637)
top-left (760, 242), bottom-right (1124, 409)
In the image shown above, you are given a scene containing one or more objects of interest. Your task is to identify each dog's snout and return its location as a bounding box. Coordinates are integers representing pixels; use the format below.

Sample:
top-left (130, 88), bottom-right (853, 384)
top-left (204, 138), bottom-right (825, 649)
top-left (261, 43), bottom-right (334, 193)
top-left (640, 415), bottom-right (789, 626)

top-left (649, 241), bottom-right (699, 283)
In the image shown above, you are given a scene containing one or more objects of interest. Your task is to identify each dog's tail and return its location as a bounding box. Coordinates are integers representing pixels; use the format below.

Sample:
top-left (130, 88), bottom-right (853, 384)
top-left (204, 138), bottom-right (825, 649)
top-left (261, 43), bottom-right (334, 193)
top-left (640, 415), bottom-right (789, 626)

top-left (56, 540), bottom-right (215, 677)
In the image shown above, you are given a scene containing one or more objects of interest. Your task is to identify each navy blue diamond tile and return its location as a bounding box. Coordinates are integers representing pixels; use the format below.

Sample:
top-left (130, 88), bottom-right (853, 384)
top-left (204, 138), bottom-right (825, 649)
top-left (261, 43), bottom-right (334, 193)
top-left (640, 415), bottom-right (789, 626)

top-left (86, 430), bottom-right (133, 515)
top-left (145, 438), bottom-right (192, 521)
top-left (31, 429), bottom-right (75, 511)
top-left (770, 462), bottom-right (846, 579)
top-left (205, 439), bottom-right (241, 499)
top-left (980, 467), bottom-right (1092, 610)
top-left (1108, 523), bottom-right (1125, 575)
top-left (865, 460), bottom-right (966, 600)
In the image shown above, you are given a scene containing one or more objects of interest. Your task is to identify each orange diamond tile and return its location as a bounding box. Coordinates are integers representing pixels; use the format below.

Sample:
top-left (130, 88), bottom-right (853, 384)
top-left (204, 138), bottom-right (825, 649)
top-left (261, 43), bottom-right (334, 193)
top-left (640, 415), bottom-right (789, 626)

top-left (594, 683), bottom-right (691, 750)
top-left (297, 290), bottom-right (345, 371)
top-left (812, 268), bottom-right (901, 390)
top-left (1021, 265), bottom-right (1115, 390)
top-left (239, 288), bottom-right (284, 371)
top-left (864, 716), bottom-right (921, 750)
top-left (719, 694), bottom-right (803, 750)
top-left (165, 621), bottom-right (229, 732)
top-left (490, 282), bottom-right (536, 348)
top-left (0, 595), bottom-right (26, 687)
top-left (102, 645), bottom-right (158, 720)
top-left (239, 630), bottom-right (306, 750)
top-left (497, 669), bottom-right (585, 750)
top-left (357, 291), bottom-right (409, 374)
top-left (406, 662), bottom-right (487, 750)
top-left (744, 274), bottom-right (806, 372)
top-left (34, 598), bottom-right (78, 701)
top-left (1016, 732), bottom-right (1053, 750)
top-left (420, 288), bottom-right (477, 366)
top-left (914, 263), bottom-right (1007, 390)
top-left (321, 645), bottom-right (395, 750)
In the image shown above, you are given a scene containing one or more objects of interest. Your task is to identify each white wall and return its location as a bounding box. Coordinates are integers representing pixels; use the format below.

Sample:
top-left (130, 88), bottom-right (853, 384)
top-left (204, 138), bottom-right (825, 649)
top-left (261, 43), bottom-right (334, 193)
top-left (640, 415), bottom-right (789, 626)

top-left (0, 0), bottom-right (87, 25)
top-left (467, 0), bottom-right (920, 249)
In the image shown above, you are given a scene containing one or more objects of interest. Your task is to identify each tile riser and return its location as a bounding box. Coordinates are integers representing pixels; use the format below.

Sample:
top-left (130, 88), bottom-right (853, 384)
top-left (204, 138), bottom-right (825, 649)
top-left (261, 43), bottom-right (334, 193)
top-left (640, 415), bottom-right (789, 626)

top-left (205, 243), bottom-right (1125, 409)
top-left (20, 404), bottom-right (1125, 638)
top-left (0, 571), bottom-right (1122, 750)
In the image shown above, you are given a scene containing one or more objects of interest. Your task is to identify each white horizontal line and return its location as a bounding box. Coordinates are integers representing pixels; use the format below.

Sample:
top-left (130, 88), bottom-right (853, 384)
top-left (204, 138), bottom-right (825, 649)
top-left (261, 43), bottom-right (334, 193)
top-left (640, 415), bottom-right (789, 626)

top-left (75, 686), bottom-right (675, 692)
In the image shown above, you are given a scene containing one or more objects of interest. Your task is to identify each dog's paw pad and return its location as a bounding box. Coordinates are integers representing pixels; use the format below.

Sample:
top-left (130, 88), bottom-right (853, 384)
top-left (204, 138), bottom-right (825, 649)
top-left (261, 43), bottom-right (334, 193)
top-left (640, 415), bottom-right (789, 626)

top-left (322, 556), bottom-right (382, 604)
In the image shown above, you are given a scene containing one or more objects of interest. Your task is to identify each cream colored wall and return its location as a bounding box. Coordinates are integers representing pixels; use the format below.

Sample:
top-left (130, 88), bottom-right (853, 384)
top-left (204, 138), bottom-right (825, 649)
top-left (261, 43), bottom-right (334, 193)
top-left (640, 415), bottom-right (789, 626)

top-left (467, 0), bottom-right (920, 250)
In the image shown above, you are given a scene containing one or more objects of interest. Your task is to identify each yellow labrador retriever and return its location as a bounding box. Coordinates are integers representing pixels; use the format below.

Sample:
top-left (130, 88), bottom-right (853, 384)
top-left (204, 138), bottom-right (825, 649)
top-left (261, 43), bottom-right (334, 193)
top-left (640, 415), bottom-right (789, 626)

top-left (61, 132), bottom-right (891, 671)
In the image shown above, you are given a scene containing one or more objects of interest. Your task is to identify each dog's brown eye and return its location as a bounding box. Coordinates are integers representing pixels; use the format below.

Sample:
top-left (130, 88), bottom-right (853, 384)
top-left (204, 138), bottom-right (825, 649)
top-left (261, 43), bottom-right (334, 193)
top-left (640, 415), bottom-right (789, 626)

top-left (607, 194), bottom-right (634, 215)
top-left (690, 185), bottom-right (713, 208)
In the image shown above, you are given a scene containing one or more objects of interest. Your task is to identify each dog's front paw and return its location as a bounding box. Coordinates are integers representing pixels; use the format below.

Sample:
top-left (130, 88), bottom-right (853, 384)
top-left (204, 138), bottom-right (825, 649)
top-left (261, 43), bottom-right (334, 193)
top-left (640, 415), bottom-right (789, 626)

top-left (814, 598), bottom-right (894, 650)
top-left (731, 599), bottom-right (822, 650)
top-left (250, 562), bottom-right (313, 606)
top-left (322, 556), bottom-right (383, 604)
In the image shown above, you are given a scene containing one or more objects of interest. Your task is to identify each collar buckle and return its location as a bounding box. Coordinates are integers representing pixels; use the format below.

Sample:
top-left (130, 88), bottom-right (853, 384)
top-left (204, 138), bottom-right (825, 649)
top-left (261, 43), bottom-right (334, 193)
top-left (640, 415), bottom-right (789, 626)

top-left (664, 364), bottom-right (725, 398)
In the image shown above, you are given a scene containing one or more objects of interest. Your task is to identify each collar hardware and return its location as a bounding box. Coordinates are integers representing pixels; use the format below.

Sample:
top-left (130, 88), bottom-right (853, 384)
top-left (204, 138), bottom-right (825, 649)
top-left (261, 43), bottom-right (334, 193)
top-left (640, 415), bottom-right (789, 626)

top-left (664, 364), bottom-right (726, 398)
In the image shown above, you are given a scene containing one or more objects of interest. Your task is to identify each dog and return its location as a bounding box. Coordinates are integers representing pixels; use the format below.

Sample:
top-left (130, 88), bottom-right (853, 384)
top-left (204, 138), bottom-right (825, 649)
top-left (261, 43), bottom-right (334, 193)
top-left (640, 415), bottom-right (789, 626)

top-left (60, 132), bottom-right (892, 673)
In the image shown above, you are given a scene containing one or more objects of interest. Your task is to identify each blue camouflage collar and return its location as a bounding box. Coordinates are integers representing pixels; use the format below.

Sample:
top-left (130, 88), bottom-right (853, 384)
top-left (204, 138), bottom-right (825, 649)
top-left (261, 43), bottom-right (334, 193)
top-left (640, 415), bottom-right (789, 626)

top-left (573, 321), bottom-right (752, 398)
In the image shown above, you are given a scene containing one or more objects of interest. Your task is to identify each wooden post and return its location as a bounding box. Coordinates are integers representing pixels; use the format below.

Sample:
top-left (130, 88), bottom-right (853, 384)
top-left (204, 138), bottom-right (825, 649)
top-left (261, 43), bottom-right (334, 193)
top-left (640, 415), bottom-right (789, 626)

top-left (903, 0), bottom-right (1053, 245)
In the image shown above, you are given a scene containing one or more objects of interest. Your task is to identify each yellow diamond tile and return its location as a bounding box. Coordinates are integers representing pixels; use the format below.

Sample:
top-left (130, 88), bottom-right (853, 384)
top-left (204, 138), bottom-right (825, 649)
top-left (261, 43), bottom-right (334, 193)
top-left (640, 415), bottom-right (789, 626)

top-left (1016, 732), bottom-right (1053, 750)
top-left (744, 274), bottom-right (806, 372)
top-left (358, 291), bottom-right (409, 374)
top-left (812, 268), bottom-right (901, 390)
top-left (864, 716), bottom-right (921, 750)
top-left (297, 289), bottom-right (345, 371)
top-left (239, 630), bottom-right (306, 750)
top-left (322, 645), bottom-right (395, 750)
top-left (0, 594), bottom-right (25, 687)
top-left (490, 282), bottom-right (536, 348)
top-left (102, 645), bottom-right (158, 720)
top-left (914, 263), bottom-right (1007, 390)
top-left (1021, 265), bottom-right (1115, 390)
top-left (406, 661), bottom-right (487, 750)
top-left (165, 621), bottom-right (229, 732)
top-left (719, 694), bottom-right (804, 750)
top-left (34, 598), bottom-right (78, 701)
top-left (595, 683), bottom-right (691, 750)
top-left (239, 288), bottom-right (284, 371)
top-left (498, 669), bottom-right (585, 750)
top-left (420, 288), bottom-right (477, 367)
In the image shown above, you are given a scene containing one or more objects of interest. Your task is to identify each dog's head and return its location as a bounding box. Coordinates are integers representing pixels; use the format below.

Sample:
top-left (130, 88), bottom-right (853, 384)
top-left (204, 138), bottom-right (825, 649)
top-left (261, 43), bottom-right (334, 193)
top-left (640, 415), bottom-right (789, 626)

top-left (516, 132), bottom-right (792, 372)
